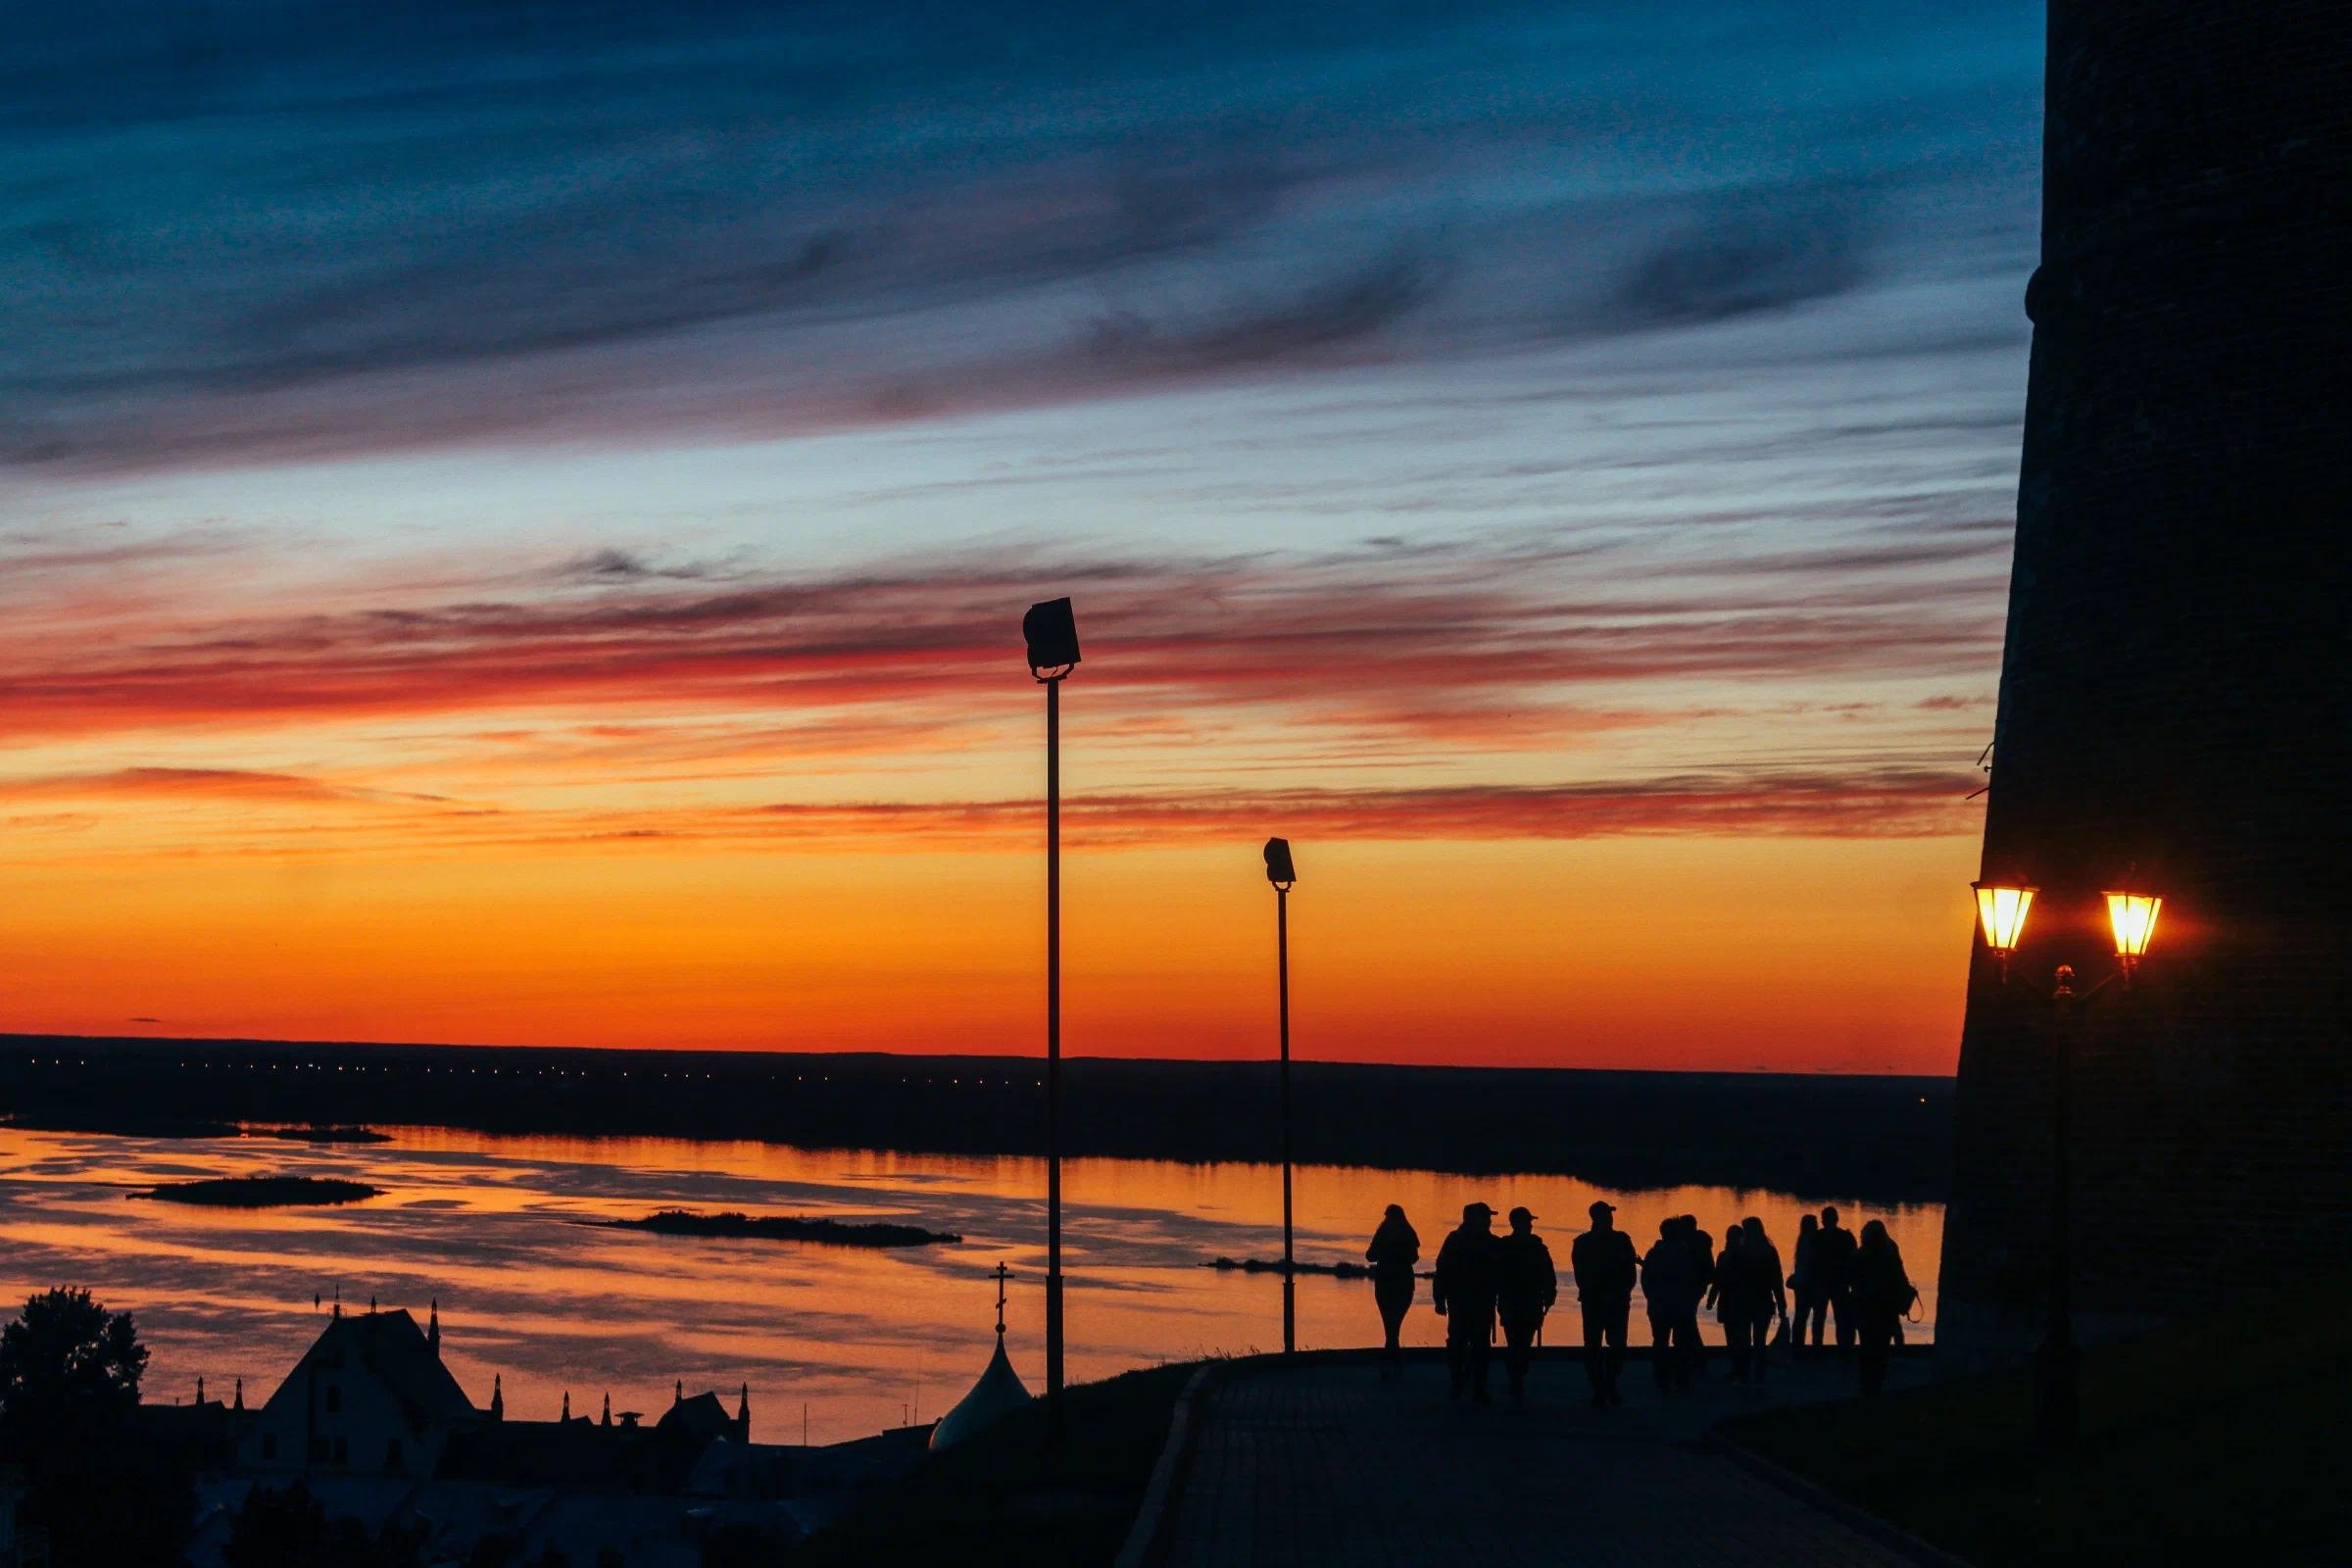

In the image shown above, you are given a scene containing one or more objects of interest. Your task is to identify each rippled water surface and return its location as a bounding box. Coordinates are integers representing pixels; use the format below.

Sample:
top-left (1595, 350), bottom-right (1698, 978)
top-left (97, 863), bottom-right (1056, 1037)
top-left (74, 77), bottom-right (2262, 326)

top-left (0, 1126), bottom-right (1941, 1444)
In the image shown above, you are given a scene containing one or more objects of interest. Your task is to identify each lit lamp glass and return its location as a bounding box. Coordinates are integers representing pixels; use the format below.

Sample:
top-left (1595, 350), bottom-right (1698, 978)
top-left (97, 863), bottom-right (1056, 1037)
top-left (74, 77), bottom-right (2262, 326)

top-left (2104, 891), bottom-right (2162, 976)
top-left (1972, 882), bottom-right (2035, 979)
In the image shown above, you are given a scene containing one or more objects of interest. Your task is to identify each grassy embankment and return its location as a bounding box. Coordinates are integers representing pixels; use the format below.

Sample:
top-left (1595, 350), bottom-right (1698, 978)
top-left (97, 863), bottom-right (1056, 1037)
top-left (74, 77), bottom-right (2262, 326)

top-left (1721, 1274), bottom-right (2349, 1566)
top-left (792, 1360), bottom-right (1200, 1568)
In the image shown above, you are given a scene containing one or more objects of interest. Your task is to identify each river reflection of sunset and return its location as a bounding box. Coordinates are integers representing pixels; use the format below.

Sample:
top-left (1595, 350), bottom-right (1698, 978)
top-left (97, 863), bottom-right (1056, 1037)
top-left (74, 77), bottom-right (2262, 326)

top-left (0, 1125), bottom-right (1941, 1445)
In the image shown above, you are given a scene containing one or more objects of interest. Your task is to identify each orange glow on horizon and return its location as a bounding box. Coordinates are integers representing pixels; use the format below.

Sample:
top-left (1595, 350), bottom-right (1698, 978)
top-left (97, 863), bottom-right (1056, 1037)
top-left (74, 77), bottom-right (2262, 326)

top-left (0, 833), bottom-right (1978, 1074)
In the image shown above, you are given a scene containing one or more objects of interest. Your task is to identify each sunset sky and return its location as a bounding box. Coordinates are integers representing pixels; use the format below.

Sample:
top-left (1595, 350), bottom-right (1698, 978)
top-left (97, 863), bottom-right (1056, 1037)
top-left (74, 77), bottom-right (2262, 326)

top-left (1, 0), bottom-right (2040, 1071)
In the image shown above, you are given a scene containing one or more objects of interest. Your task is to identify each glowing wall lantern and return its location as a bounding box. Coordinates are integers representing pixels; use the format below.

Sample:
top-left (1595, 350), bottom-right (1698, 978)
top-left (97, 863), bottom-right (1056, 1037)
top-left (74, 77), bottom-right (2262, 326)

top-left (1973, 882), bottom-right (2036, 978)
top-left (2104, 890), bottom-right (2162, 978)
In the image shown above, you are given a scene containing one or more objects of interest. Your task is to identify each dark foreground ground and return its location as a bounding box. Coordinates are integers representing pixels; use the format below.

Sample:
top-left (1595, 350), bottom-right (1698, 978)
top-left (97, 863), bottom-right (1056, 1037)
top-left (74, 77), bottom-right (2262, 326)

top-left (1721, 1272), bottom-right (2352, 1566)
top-left (1158, 1350), bottom-right (1920, 1568)
top-left (794, 1348), bottom-right (1927, 1568)
top-left (794, 1288), bottom-right (2346, 1568)
top-left (0, 1035), bottom-right (1951, 1200)
top-left (790, 1361), bottom-right (1199, 1568)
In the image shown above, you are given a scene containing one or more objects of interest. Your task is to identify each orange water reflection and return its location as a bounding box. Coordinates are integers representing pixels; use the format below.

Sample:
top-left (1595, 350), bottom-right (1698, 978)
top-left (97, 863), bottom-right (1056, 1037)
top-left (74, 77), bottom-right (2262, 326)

top-left (0, 1125), bottom-right (1940, 1444)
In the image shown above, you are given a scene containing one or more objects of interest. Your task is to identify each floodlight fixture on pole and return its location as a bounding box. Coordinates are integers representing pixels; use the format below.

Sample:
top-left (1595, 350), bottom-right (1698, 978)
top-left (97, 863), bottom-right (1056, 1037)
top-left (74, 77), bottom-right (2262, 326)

top-left (1263, 836), bottom-right (1298, 1354)
top-left (1024, 598), bottom-right (1081, 679)
top-left (1024, 598), bottom-right (1079, 1402)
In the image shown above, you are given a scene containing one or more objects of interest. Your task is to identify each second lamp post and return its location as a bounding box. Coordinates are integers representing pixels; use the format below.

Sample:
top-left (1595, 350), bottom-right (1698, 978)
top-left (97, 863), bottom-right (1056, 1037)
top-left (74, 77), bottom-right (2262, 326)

top-left (1263, 837), bottom-right (1298, 1355)
top-left (1025, 597), bottom-right (1081, 1398)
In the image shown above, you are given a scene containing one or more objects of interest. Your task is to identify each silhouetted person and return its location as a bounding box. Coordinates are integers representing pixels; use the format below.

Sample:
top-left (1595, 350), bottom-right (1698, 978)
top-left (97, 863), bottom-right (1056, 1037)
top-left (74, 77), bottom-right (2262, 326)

top-left (1722, 1217), bottom-right (1787, 1383)
top-left (1433, 1201), bottom-right (1501, 1401)
top-left (1815, 1205), bottom-right (1859, 1354)
top-left (1641, 1218), bottom-right (1699, 1393)
top-left (1365, 1203), bottom-right (1420, 1380)
top-left (1789, 1212), bottom-right (1827, 1353)
top-left (1494, 1206), bottom-right (1556, 1401)
top-left (1850, 1219), bottom-right (1916, 1394)
top-left (1706, 1226), bottom-right (1742, 1376)
top-left (1569, 1200), bottom-right (1638, 1408)
top-left (1681, 1215), bottom-right (1715, 1377)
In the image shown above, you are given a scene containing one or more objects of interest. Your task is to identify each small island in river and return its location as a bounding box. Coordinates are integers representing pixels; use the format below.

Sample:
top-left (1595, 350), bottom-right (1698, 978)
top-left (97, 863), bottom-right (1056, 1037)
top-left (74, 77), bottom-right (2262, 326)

top-left (594, 1209), bottom-right (960, 1248)
top-left (134, 1175), bottom-right (385, 1207)
top-left (253, 1124), bottom-right (393, 1144)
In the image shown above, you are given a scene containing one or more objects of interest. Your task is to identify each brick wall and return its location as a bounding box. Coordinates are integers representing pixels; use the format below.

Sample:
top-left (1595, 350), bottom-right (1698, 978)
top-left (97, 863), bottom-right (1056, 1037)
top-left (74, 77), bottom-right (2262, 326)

top-left (1937, 0), bottom-right (2352, 1350)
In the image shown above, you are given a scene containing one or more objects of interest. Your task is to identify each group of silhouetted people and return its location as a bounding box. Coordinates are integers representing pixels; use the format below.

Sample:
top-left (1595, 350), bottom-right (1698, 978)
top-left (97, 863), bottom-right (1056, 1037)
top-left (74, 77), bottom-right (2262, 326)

top-left (1368, 1200), bottom-right (1916, 1402)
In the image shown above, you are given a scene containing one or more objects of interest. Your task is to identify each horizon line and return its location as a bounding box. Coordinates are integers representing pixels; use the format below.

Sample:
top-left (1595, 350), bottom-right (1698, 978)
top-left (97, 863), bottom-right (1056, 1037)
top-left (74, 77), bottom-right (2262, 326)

top-left (0, 1030), bottom-right (1954, 1081)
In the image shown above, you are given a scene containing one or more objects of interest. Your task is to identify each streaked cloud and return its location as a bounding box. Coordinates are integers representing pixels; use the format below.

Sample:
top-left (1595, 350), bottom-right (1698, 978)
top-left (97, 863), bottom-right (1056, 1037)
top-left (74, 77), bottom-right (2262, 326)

top-left (1, 0), bottom-right (2038, 473)
top-left (0, 531), bottom-right (2006, 743)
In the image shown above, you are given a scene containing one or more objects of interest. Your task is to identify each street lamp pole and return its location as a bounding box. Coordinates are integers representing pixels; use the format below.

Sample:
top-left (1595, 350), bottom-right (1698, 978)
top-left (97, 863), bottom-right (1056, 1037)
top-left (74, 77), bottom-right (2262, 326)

top-left (1024, 599), bottom-right (1081, 1401)
top-left (1045, 671), bottom-right (1063, 1396)
top-left (1972, 881), bottom-right (2162, 1448)
top-left (2038, 964), bottom-right (2080, 1446)
top-left (1263, 838), bottom-right (1298, 1356)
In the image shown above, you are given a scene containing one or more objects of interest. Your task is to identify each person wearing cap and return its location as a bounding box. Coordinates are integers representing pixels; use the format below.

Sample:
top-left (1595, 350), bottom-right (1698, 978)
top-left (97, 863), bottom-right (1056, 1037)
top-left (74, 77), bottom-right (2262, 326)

top-left (1570, 1199), bottom-right (1640, 1408)
top-left (1494, 1205), bottom-right (1557, 1401)
top-left (1432, 1200), bottom-right (1502, 1401)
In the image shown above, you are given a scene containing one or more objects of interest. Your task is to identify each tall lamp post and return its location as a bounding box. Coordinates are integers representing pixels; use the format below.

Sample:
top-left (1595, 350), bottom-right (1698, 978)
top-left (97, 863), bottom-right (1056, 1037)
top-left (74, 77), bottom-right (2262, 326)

top-left (1263, 837), bottom-right (1298, 1355)
top-left (1024, 597), bottom-right (1080, 1399)
top-left (1971, 880), bottom-right (2163, 1446)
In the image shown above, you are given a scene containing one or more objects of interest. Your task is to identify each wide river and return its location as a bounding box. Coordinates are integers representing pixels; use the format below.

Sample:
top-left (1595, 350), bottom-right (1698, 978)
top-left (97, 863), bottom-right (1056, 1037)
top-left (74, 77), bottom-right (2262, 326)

top-left (0, 1125), bottom-right (1941, 1445)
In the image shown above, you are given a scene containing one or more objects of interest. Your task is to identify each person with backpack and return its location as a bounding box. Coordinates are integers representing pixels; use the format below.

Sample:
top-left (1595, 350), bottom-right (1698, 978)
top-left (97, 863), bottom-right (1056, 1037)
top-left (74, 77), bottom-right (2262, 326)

top-left (1850, 1219), bottom-right (1918, 1393)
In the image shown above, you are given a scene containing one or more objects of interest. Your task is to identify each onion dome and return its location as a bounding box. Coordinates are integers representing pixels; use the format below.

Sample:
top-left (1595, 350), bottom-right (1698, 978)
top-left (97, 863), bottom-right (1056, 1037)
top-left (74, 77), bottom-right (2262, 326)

top-left (929, 1262), bottom-right (1032, 1451)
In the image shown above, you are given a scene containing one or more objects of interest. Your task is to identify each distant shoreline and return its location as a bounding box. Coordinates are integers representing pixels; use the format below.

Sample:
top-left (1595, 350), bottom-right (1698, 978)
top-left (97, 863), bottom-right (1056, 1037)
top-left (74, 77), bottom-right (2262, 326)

top-left (1, 1035), bottom-right (1954, 1203)
top-left (0, 1029), bottom-right (1953, 1079)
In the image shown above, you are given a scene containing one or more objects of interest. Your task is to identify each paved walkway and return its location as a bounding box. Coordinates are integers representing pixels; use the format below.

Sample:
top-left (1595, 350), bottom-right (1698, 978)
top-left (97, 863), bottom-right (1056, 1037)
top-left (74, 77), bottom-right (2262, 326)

top-left (1159, 1349), bottom-right (1925, 1567)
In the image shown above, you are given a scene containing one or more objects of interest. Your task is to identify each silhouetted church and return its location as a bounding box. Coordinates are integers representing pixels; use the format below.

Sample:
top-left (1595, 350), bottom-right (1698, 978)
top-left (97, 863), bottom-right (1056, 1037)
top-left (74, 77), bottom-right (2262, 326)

top-left (1938, 1), bottom-right (2350, 1349)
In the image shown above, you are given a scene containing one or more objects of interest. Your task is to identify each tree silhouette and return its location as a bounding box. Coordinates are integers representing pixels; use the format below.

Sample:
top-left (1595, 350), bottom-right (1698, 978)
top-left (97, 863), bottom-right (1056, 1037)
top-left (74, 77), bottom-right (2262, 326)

top-left (0, 1289), bottom-right (187, 1568)
top-left (0, 1287), bottom-right (147, 1443)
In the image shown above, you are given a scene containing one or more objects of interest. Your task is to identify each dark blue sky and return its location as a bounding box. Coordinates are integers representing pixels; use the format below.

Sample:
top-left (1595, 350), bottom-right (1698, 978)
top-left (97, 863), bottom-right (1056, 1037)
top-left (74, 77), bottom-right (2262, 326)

top-left (5, 0), bottom-right (2038, 469)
